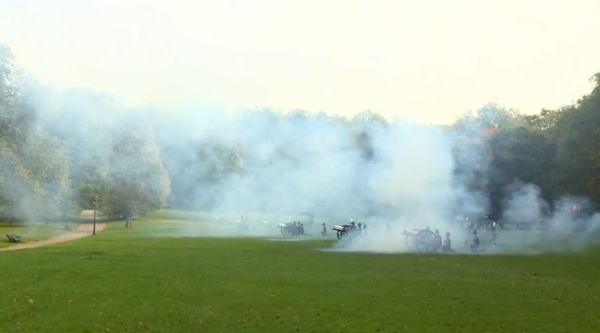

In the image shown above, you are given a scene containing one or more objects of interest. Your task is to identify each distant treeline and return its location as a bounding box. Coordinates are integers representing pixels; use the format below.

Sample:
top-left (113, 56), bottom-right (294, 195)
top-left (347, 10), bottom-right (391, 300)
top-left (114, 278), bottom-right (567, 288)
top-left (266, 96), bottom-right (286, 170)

top-left (1, 43), bottom-right (599, 222)
top-left (453, 74), bottom-right (600, 217)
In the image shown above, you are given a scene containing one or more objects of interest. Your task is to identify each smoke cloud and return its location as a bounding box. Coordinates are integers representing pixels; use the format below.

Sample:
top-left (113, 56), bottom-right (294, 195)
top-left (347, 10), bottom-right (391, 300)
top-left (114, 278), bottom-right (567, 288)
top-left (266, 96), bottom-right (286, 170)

top-left (1, 50), bottom-right (599, 255)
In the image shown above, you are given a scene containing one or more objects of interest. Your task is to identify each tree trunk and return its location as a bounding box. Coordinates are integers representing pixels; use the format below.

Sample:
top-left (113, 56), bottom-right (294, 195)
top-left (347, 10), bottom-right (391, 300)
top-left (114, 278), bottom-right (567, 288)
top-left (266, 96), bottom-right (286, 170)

top-left (124, 207), bottom-right (132, 229)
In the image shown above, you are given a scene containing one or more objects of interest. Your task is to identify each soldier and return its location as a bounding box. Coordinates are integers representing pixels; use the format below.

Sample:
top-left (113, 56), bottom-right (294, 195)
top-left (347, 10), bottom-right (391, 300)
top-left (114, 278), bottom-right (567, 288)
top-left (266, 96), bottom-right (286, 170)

top-left (321, 223), bottom-right (328, 236)
top-left (434, 229), bottom-right (442, 250)
top-left (470, 230), bottom-right (480, 253)
top-left (442, 232), bottom-right (454, 253)
top-left (490, 222), bottom-right (498, 245)
top-left (363, 224), bottom-right (367, 235)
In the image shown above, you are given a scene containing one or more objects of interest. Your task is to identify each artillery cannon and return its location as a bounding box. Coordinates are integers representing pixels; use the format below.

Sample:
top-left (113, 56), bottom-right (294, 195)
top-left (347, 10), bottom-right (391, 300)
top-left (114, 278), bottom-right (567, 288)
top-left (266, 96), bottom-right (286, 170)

top-left (402, 228), bottom-right (440, 253)
top-left (332, 224), bottom-right (360, 240)
top-left (278, 222), bottom-right (305, 236)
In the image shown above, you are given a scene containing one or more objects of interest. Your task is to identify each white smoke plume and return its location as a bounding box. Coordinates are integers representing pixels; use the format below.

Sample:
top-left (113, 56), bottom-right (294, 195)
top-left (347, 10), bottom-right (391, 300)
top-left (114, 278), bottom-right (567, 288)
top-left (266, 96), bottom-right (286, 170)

top-left (502, 181), bottom-right (549, 225)
top-left (2, 50), bottom-right (599, 255)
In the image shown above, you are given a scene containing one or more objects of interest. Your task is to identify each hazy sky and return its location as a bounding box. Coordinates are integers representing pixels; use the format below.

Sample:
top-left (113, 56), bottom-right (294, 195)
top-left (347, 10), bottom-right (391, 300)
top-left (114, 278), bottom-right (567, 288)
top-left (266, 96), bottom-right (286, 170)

top-left (1, 0), bottom-right (599, 124)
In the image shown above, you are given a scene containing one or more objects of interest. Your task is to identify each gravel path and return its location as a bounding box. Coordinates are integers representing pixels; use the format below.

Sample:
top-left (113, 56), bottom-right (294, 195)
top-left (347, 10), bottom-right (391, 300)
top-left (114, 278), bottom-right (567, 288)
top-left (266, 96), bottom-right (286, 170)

top-left (0, 210), bottom-right (106, 252)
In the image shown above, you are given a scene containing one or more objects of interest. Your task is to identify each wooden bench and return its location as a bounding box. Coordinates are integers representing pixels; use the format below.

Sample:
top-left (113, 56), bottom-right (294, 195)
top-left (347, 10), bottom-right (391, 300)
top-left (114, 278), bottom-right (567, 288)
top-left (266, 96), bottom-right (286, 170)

top-left (6, 234), bottom-right (21, 243)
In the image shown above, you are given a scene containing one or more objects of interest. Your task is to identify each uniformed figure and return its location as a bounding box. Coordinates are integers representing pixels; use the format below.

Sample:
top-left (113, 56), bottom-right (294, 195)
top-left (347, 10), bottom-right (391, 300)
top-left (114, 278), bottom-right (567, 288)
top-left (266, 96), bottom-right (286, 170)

top-left (434, 229), bottom-right (442, 250)
top-left (442, 232), bottom-right (453, 253)
top-left (321, 223), bottom-right (328, 236)
top-left (470, 230), bottom-right (480, 253)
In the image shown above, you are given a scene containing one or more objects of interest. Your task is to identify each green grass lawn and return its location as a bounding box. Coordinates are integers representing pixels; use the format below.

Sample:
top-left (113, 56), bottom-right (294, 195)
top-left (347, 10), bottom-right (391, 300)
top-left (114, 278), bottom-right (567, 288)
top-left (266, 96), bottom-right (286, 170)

top-left (1, 213), bottom-right (600, 332)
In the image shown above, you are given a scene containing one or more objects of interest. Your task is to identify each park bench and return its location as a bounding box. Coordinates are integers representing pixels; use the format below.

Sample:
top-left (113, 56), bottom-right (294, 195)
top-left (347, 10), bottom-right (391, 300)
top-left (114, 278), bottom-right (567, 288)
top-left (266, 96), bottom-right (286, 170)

top-left (6, 234), bottom-right (21, 243)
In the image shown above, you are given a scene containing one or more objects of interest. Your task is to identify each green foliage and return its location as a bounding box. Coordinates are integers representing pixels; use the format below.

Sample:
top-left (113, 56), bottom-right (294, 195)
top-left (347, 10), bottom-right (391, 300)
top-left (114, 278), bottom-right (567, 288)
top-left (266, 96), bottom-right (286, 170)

top-left (0, 45), bottom-right (71, 220)
top-left (550, 87), bottom-right (600, 201)
top-left (451, 75), bottom-right (600, 212)
top-left (488, 127), bottom-right (555, 186)
top-left (0, 43), bottom-right (21, 107)
top-left (1, 44), bottom-right (173, 222)
top-left (2, 41), bottom-right (600, 222)
top-left (521, 109), bottom-right (561, 133)
top-left (100, 116), bottom-right (170, 221)
top-left (454, 103), bottom-right (523, 133)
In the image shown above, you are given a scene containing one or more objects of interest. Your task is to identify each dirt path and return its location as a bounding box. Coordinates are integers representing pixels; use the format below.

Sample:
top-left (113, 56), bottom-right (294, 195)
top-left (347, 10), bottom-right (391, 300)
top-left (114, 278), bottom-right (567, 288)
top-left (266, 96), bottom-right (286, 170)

top-left (0, 210), bottom-right (107, 252)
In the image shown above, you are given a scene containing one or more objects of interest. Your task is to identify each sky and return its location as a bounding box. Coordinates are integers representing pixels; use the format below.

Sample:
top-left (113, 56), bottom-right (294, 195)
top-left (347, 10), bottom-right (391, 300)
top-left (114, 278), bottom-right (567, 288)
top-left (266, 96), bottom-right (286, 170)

top-left (1, 0), bottom-right (599, 124)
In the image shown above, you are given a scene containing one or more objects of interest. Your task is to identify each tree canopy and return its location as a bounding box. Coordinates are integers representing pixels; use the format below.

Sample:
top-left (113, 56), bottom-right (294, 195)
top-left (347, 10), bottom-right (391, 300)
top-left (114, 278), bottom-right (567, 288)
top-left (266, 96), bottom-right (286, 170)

top-left (1, 42), bottom-right (599, 223)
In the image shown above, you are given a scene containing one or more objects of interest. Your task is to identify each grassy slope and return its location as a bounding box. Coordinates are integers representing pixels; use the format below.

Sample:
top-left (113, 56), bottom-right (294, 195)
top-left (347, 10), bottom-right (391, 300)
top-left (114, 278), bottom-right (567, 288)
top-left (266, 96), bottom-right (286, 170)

top-left (1, 213), bottom-right (599, 332)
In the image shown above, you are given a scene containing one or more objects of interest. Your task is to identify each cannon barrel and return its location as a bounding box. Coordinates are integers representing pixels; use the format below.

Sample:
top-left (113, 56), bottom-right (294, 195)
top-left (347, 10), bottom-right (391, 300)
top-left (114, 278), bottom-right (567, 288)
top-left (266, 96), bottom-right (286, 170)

top-left (402, 229), bottom-right (420, 237)
top-left (332, 225), bottom-right (347, 231)
top-left (278, 223), bottom-right (287, 228)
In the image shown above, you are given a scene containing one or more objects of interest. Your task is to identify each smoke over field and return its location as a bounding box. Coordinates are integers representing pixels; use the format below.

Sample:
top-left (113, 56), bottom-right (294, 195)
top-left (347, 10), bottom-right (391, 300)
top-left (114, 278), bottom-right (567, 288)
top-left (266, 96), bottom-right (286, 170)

top-left (2, 42), bottom-right (600, 254)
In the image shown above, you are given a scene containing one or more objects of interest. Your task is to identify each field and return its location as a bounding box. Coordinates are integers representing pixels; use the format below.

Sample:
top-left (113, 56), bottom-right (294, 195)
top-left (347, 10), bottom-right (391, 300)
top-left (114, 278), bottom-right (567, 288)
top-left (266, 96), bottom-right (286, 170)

top-left (1, 210), bottom-right (600, 332)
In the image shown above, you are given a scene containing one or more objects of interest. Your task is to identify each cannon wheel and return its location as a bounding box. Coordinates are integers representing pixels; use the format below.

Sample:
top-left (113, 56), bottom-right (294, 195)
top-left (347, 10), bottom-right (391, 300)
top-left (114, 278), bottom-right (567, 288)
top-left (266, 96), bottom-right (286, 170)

top-left (405, 235), bottom-right (417, 251)
top-left (415, 230), bottom-right (437, 253)
top-left (282, 226), bottom-right (293, 236)
top-left (336, 230), bottom-right (344, 239)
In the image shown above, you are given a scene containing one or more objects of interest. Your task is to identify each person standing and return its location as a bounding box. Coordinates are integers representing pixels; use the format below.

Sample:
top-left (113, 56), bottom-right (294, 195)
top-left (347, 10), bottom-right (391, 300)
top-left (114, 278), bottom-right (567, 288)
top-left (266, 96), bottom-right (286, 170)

top-left (442, 232), bottom-right (453, 253)
top-left (470, 230), bottom-right (480, 253)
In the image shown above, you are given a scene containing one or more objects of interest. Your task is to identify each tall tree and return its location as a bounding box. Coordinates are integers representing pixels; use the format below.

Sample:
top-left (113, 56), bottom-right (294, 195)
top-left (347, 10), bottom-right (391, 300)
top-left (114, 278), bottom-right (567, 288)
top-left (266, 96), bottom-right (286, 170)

top-left (0, 44), bottom-right (71, 221)
top-left (549, 73), bottom-right (600, 202)
top-left (101, 113), bottom-right (170, 227)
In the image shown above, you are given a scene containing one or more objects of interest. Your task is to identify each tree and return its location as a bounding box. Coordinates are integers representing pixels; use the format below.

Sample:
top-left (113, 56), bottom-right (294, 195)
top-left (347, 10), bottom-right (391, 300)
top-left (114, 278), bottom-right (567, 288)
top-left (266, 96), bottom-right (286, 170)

top-left (486, 126), bottom-right (556, 211)
top-left (101, 114), bottom-right (170, 227)
top-left (352, 109), bottom-right (388, 126)
top-left (548, 73), bottom-right (600, 202)
top-left (522, 109), bottom-right (561, 133)
top-left (0, 43), bottom-right (22, 107)
top-left (0, 44), bottom-right (71, 221)
top-left (454, 103), bottom-right (523, 137)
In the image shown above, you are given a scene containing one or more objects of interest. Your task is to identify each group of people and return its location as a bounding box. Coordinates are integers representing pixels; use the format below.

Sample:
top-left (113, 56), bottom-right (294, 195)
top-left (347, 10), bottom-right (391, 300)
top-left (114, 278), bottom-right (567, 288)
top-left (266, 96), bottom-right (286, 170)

top-left (348, 221), bottom-right (367, 235)
top-left (289, 221), bottom-right (305, 236)
top-left (430, 227), bottom-right (495, 254)
top-left (322, 221), bottom-right (496, 254)
top-left (430, 229), bottom-right (455, 253)
top-left (468, 222), bottom-right (499, 253)
top-left (435, 225), bottom-right (498, 253)
top-left (321, 221), bottom-right (369, 237)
